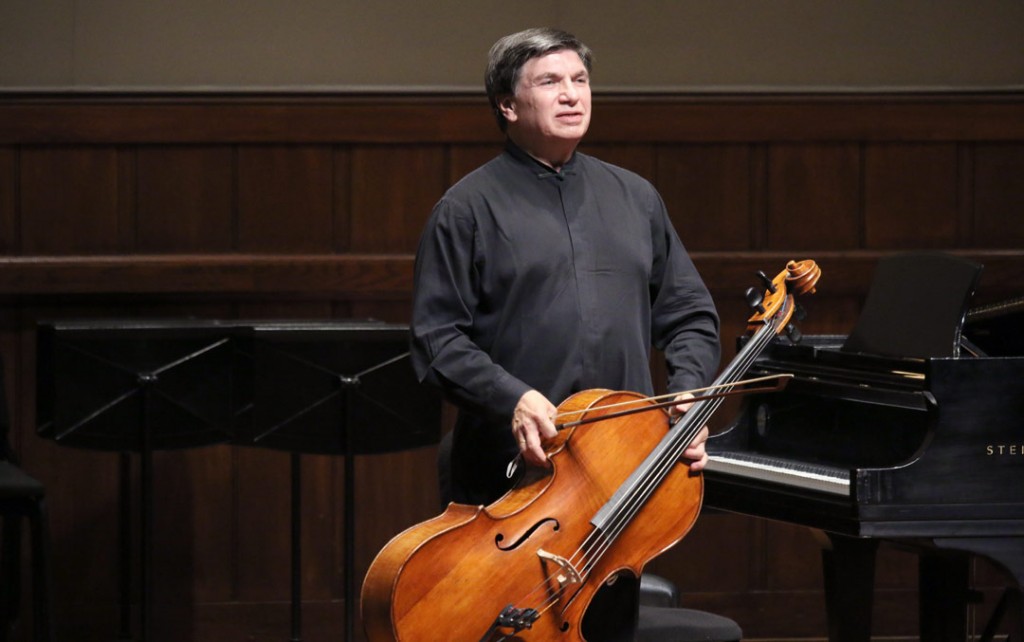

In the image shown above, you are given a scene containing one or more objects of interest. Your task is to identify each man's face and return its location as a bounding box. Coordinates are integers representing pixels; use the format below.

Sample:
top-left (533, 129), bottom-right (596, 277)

top-left (501, 49), bottom-right (591, 152)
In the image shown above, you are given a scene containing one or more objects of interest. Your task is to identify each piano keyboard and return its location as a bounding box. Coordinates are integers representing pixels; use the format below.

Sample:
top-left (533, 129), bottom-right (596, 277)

top-left (706, 452), bottom-right (851, 496)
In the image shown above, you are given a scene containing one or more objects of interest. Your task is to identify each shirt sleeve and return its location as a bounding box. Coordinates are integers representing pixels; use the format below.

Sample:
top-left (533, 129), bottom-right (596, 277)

top-left (647, 190), bottom-right (722, 393)
top-left (409, 198), bottom-right (532, 423)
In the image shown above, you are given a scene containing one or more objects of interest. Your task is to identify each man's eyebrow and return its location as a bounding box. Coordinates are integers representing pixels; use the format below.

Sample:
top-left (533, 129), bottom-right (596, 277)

top-left (532, 72), bottom-right (561, 82)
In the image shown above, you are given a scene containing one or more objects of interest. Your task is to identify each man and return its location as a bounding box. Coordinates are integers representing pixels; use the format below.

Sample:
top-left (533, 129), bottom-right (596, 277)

top-left (411, 27), bottom-right (721, 507)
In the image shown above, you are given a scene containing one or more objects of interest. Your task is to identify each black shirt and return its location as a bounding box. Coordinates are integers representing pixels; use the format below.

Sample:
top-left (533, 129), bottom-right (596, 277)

top-left (411, 142), bottom-right (720, 503)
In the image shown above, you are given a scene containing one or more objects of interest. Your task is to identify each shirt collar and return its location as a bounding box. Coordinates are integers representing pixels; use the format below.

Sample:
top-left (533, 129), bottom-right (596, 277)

top-left (504, 140), bottom-right (579, 181)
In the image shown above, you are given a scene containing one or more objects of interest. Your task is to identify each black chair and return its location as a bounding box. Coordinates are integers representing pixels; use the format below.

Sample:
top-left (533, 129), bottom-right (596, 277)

top-left (637, 574), bottom-right (741, 642)
top-left (437, 431), bottom-right (742, 641)
top-left (0, 358), bottom-right (54, 642)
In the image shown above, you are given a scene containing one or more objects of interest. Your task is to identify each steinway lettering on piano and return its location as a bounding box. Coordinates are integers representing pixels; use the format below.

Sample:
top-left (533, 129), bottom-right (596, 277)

top-left (986, 444), bottom-right (1024, 456)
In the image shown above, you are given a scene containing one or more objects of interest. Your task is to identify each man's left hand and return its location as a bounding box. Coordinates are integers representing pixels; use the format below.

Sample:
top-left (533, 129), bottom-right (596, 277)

top-left (671, 392), bottom-right (709, 472)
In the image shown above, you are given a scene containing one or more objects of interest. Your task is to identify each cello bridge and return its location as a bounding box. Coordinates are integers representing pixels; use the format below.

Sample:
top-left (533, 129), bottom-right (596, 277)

top-left (537, 549), bottom-right (582, 587)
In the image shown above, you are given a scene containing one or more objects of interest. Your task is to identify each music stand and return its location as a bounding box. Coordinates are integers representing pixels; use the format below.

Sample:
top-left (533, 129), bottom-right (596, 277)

top-left (239, 320), bottom-right (441, 642)
top-left (841, 252), bottom-right (983, 359)
top-left (36, 319), bottom-right (243, 642)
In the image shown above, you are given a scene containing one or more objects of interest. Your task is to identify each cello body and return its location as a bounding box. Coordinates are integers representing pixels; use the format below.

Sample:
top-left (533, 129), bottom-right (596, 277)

top-left (361, 389), bottom-right (702, 642)
top-left (362, 259), bottom-right (820, 641)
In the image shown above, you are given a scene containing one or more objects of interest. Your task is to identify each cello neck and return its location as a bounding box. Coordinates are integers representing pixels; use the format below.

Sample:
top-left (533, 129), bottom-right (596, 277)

top-left (589, 301), bottom-right (787, 535)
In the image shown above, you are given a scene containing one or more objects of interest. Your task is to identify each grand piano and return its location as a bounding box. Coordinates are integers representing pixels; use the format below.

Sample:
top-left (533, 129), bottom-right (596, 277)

top-left (704, 253), bottom-right (1024, 642)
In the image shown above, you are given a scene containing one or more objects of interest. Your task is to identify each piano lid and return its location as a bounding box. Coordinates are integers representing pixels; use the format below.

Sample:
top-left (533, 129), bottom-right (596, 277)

top-left (841, 252), bottom-right (982, 359)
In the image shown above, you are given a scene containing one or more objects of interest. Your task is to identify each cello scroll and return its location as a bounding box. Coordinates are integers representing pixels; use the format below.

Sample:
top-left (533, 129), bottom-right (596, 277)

top-left (745, 259), bottom-right (821, 335)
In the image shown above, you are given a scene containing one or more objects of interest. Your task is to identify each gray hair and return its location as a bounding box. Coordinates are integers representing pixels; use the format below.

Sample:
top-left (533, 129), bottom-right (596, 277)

top-left (485, 27), bottom-right (593, 132)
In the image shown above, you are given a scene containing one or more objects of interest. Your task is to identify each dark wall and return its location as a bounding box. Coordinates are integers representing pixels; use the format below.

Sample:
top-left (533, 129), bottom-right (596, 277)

top-left (1, 92), bottom-right (1023, 641)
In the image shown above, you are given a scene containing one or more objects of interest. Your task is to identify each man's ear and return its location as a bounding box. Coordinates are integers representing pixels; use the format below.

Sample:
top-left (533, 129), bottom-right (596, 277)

top-left (498, 95), bottom-right (517, 124)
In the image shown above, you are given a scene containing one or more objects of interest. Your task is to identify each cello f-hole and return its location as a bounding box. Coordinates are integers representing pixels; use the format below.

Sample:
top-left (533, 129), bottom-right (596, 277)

top-left (495, 517), bottom-right (560, 551)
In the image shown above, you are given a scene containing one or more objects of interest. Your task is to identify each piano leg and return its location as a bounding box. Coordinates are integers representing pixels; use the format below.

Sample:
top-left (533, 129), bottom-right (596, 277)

top-left (933, 537), bottom-right (1024, 642)
top-left (918, 552), bottom-right (971, 642)
top-left (817, 532), bottom-right (878, 642)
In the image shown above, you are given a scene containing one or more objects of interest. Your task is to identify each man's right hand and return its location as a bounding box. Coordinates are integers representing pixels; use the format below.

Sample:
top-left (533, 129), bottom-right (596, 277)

top-left (512, 390), bottom-right (558, 467)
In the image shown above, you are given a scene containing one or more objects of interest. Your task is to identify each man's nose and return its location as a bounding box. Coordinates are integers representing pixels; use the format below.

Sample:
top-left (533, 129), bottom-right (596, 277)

top-left (560, 80), bottom-right (579, 102)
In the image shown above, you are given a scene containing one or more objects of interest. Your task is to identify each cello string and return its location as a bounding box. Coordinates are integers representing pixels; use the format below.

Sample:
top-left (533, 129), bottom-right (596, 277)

top-left (494, 343), bottom-right (771, 636)
top-left (588, 319), bottom-right (777, 557)
top-left (575, 315), bottom-right (782, 578)
top-left (493, 307), bottom-right (788, 634)
top-left (523, 317), bottom-right (782, 626)
top-left (582, 291), bottom-right (798, 572)
top-left (545, 275), bottom-right (809, 627)
top-left (566, 315), bottom-right (782, 582)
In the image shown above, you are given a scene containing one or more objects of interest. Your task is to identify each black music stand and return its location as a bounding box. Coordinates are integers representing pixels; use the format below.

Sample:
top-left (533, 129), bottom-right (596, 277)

top-left (36, 319), bottom-right (242, 642)
top-left (239, 321), bottom-right (441, 642)
top-left (841, 252), bottom-right (983, 359)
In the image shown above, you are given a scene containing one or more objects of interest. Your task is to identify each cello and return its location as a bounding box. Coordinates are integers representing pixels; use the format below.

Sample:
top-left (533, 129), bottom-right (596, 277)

top-left (362, 259), bottom-right (820, 641)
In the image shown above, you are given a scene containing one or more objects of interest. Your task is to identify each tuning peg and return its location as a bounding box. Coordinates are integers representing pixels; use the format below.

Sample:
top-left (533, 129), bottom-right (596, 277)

top-left (793, 304), bottom-right (807, 322)
top-left (785, 323), bottom-right (802, 343)
top-left (756, 270), bottom-right (777, 294)
top-left (745, 286), bottom-right (766, 314)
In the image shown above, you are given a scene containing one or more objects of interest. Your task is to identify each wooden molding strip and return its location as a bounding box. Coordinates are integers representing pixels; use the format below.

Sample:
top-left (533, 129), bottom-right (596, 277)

top-left (2, 250), bottom-right (1020, 297)
top-left (2, 93), bottom-right (1023, 144)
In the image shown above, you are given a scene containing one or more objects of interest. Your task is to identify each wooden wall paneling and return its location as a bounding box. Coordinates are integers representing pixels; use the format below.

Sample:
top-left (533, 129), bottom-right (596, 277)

top-left (589, 97), bottom-right (1024, 145)
top-left (766, 144), bottom-right (862, 251)
top-left (708, 292), bottom-right (747, 373)
top-left (295, 452), bottom-right (343, 601)
top-left (795, 293), bottom-right (865, 337)
top-left (117, 147), bottom-right (136, 252)
top-left (579, 143), bottom-right (657, 182)
top-left (862, 544), bottom-right (928, 636)
top-left (234, 447), bottom-right (292, 604)
top-left (41, 442), bottom-right (125, 631)
top-left (958, 144), bottom-right (976, 248)
top-left (237, 145), bottom-right (335, 252)
top-left (149, 447), bottom-right (216, 641)
top-left (19, 146), bottom-right (129, 254)
top-left (447, 144), bottom-right (504, 186)
top-left (970, 252), bottom-right (1024, 303)
top-left (762, 521), bottom-right (826, 591)
top-left (863, 143), bottom-right (959, 249)
top-left (47, 447), bottom-right (125, 603)
top-left (973, 143), bottom-right (1024, 248)
top-left (4, 97), bottom-right (1024, 147)
top-left (872, 543), bottom-right (921, 597)
top-left (135, 146), bottom-right (235, 252)
top-left (749, 146), bottom-right (769, 251)
top-left (656, 145), bottom-right (754, 251)
top-left (0, 147), bottom-right (14, 253)
top-left (649, 511), bottom-right (761, 594)
top-left (332, 147), bottom-right (352, 252)
top-left (349, 145), bottom-right (447, 253)
top-left (166, 444), bottom-right (237, 603)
